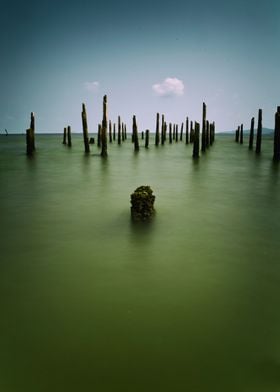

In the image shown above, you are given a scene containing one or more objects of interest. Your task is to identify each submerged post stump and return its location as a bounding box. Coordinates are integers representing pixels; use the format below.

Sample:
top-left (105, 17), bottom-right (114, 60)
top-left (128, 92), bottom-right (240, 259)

top-left (130, 186), bottom-right (155, 221)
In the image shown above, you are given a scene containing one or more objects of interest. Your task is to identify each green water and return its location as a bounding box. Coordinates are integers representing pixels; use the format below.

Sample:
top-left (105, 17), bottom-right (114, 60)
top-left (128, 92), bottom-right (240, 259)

top-left (0, 134), bottom-right (280, 392)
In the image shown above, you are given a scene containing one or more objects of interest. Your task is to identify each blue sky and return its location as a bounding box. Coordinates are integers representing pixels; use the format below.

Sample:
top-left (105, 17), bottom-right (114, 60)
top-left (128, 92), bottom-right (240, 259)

top-left (0, 0), bottom-right (279, 133)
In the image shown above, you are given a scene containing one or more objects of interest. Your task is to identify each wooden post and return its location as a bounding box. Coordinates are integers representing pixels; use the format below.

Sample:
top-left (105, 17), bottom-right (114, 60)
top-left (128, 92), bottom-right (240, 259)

top-left (30, 112), bottom-right (35, 151)
top-left (185, 117), bottom-right (189, 144)
top-left (206, 120), bottom-right (210, 148)
top-left (67, 125), bottom-right (72, 147)
top-left (124, 124), bottom-right (127, 140)
top-left (155, 113), bottom-right (160, 146)
top-left (192, 122), bottom-right (200, 158)
top-left (113, 123), bottom-right (116, 141)
top-left (240, 124), bottom-right (244, 144)
top-left (248, 117), bottom-right (254, 150)
top-left (133, 115), bottom-right (139, 151)
top-left (118, 116), bottom-right (121, 145)
top-left (97, 124), bottom-right (101, 147)
top-left (190, 121), bottom-right (194, 143)
top-left (169, 123), bottom-right (172, 144)
top-left (201, 102), bottom-right (206, 152)
top-left (175, 124), bottom-right (178, 142)
top-left (122, 122), bottom-right (125, 141)
top-left (81, 103), bottom-right (90, 153)
top-left (109, 120), bottom-right (112, 143)
top-left (63, 127), bottom-right (67, 145)
top-left (210, 123), bottom-right (214, 146)
top-left (273, 106), bottom-right (280, 162)
top-left (180, 122), bottom-right (184, 141)
top-left (100, 95), bottom-right (108, 157)
top-left (235, 126), bottom-right (240, 143)
top-left (161, 114), bottom-right (165, 145)
top-left (256, 109), bottom-right (262, 154)
top-left (141, 131), bottom-right (144, 140)
top-left (26, 128), bottom-right (33, 156)
top-left (145, 130), bottom-right (149, 148)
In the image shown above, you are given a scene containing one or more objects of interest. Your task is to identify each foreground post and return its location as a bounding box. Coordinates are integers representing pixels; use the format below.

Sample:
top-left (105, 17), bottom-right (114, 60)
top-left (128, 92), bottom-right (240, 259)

top-left (81, 103), bottom-right (90, 153)
top-left (248, 117), bottom-right (254, 150)
top-left (256, 109), bottom-right (262, 154)
top-left (193, 122), bottom-right (200, 158)
top-left (273, 106), bottom-right (280, 162)
top-left (130, 186), bottom-right (155, 221)
top-left (100, 95), bottom-right (108, 157)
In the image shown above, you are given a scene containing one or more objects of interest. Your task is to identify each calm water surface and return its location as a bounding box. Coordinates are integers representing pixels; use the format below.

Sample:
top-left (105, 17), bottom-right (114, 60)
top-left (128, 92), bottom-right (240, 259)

top-left (0, 134), bottom-right (280, 391)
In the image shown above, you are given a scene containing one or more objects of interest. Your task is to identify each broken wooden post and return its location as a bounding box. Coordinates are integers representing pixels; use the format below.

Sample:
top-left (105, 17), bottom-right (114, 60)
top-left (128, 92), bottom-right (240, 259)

top-left (256, 109), bottom-right (262, 154)
top-left (240, 124), bottom-right (244, 144)
top-left (100, 95), bottom-right (108, 157)
top-left (185, 117), bottom-right (189, 144)
top-left (180, 122), bottom-right (184, 141)
top-left (81, 103), bottom-right (90, 153)
top-left (109, 120), bottom-right (112, 143)
top-left (67, 125), bottom-right (72, 147)
top-left (248, 117), bottom-right (255, 150)
top-left (133, 115), bottom-right (139, 152)
top-left (62, 127), bottom-right (67, 145)
top-left (145, 130), bottom-right (149, 148)
top-left (273, 106), bottom-right (280, 162)
top-left (130, 185), bottom-right (155, 221)
top-left (117, 116), bottom-right (121, 145)
top-left (155, 113), bottom-right (160, 146)
top-left (192, 122), bottom-right (200, 158)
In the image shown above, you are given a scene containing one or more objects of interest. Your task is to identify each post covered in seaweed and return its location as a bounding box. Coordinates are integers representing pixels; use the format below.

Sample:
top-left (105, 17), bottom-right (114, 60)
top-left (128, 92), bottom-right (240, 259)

top-left (130, 185), bottom-right (155, 221)
top-left (100, 95), bottom-right (108, 157)
top-left (256, 109), bottom-right (262, 154)
top-left (81, 103), bottom-right (90, 153)
top-left (273, 106), bottom-right (280, 162)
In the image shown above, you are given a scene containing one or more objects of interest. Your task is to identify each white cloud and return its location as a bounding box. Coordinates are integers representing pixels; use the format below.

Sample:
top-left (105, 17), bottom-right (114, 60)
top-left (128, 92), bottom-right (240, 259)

top-left (84, 81), bottom-right (100, 92)
top-left (152, 77), bottom-right (184, 97)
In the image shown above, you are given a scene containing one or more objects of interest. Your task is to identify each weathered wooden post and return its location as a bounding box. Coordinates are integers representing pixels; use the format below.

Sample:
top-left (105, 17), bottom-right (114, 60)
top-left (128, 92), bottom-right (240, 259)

top-left (30, 112), bottom-right (35, 151)
top-left (109, 120), bottom-right (112, 143)
top-left (141, 131), bottom-right (144, 140)
top-left (190, 121), bottom-right (194, 143)
top-left (26, 128), bottom-right (33, 156)
top-left (133, 115), bottom-right (139, 152)
top-left (145, 130), bottom-right (149, 148)
top-left (155, 113), bottom-right (160, 146)
top-left (161, 114), bottom-right (165, 145)
top-left (273, 106), bottom-right (280, 162)
top-left (240, 124), bottom-right (244, 144)
top-left (67, 125), bottom-right (72, 147)
top-left (192, 122), bottom-right (200, 158)
top-left (201, 102), bottom-right (206, 152)
top-left (180, 122), bottom-right (184, 141)
top-left (122, 123), bottom-right (125, 141)
top-left (210, 122), bottom-right (215, 146)
top-left (169, 123), bottom-right (172, 144)
top-left (206, 120), bottom-right (210, 148)
top-left (81, 103), bottom-right (90, 153)
top-left (97, 124), bottom-right (101, 147)
top-left (100, 95), bottom-right (108, 157)
top-left (63, 127), bottom-right (67, 145)
top-left (248, 117), bottom-right (255, 150)
top-left (175, 125), bottom-right (178, 142)
top-left (185, 117), bottom-right (189, 144)
top-left (235, 126), bottom-right (240, 143)
top-left (117, 116), bottom-right (121, 145)
top-left (113, 123), bottom-right (116, 141)
top-left (124, 124), bottom-right (127, 140)
top-left (256, 109), bottom-right (262, 154)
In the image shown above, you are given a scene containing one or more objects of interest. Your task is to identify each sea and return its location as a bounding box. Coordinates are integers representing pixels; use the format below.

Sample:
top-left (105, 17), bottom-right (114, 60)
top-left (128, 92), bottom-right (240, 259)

top-left (0, 133), bottom-right (279, 392)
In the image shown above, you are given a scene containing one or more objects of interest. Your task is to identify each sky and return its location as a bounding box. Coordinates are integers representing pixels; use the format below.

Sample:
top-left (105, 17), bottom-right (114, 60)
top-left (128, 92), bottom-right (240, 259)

top-left (0, 0), bottom-right (279, 133)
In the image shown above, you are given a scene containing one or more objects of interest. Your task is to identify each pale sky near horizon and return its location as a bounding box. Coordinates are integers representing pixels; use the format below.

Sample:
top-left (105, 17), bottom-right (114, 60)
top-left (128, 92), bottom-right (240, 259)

top-left (0, 0), bottom-right (279, 133)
